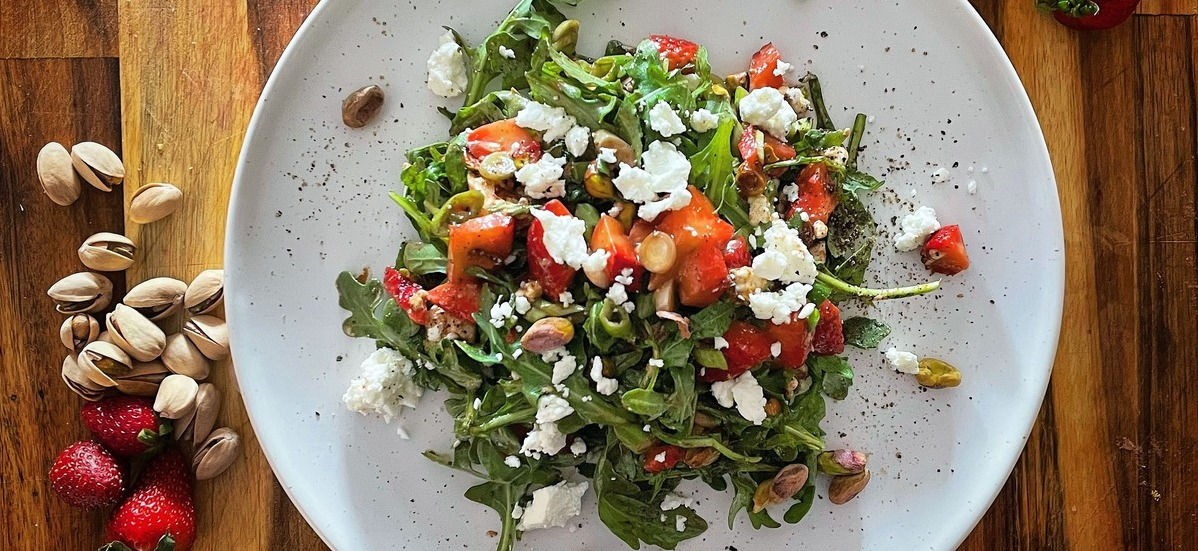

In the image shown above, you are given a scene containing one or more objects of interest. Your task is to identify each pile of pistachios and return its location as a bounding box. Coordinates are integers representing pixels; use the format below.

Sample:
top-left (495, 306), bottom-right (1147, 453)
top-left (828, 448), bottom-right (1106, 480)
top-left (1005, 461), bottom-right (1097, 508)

top-left (40, 139), bottom-right (240, 482)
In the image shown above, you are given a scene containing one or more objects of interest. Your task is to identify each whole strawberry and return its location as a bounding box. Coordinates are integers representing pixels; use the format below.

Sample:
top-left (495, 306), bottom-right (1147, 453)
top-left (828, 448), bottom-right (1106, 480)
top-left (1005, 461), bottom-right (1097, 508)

top-left (49, 441), bottom-right (124, 509)
top-left (105, 448), bottom-right (196, 551)
top-left (82, 396), bottom-right (169, 458)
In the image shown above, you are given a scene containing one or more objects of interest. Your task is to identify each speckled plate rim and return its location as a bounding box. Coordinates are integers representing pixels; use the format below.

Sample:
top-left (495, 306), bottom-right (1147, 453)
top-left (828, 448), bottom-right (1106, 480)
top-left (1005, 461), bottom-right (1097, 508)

top-left (226, 1), bottom-right (1064, 549)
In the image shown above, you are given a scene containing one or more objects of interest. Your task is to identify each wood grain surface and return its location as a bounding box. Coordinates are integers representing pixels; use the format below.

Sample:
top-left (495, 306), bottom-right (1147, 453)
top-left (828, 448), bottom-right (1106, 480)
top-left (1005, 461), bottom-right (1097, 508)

top-left (0, 1), bottom-right (1195, 550)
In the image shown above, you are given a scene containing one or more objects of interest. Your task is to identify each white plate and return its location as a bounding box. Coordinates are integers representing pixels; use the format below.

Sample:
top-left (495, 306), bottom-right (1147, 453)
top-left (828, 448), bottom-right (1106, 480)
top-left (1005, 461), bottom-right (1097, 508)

top-left (227, 0), bottom-right (1063, 549)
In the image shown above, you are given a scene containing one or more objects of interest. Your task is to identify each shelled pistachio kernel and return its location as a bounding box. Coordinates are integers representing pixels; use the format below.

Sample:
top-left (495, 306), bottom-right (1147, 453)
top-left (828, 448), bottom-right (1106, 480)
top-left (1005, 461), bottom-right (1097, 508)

top-left (59, 313), bottom-right (100, 352)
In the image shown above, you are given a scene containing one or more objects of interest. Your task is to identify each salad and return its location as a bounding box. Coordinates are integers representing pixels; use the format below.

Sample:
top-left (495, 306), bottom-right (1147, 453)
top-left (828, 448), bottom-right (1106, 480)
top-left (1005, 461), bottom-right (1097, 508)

top-left (336, 1), bottom-right (971, 549)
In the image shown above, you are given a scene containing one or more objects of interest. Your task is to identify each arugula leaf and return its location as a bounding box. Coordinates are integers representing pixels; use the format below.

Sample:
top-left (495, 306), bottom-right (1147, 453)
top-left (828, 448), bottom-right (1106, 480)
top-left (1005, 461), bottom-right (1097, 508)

top-left (594, 436), bottom-right (708, 549)
top-left (399, 241), bottom-right (447, 276)
top-left (449, 90), bottom-right (529, 135)
top-left (620, 389), bottom-right (668, 420)
top-left (808, 355), bottom-right (854, 400)
top-left (842, 317), bottom-right (891, 349)
top-left (526, 67), bottom-right (618, 131)
top-left (825, 188), bottom-right (877, 287)
top-left (689, 117), bottom-right (750, 228)
top-left (660, 365), bottom-right (697, 432)
top-left (728, 474), bottom-right (781, 529)
top-left (456, 0), bottom-right (568, 106)
top-left (841, 170), bottom-right (884, 194)
top-left (462, 439), bottom-right (560, 551)
top-left (688, 301), bottom-right (736, 339)
top-left (335, 271), bottom-right (420, 351)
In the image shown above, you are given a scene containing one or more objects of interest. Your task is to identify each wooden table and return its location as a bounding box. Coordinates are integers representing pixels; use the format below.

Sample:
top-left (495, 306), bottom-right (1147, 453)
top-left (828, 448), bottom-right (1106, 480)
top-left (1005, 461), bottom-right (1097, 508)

top-left (1, 1), bottom-right (1195, 549)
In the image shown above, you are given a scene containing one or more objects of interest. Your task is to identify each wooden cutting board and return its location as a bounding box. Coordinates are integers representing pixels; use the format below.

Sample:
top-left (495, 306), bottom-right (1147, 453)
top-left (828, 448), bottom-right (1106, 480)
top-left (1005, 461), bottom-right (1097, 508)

top-left (0, 1), bottom-right (1194, 549)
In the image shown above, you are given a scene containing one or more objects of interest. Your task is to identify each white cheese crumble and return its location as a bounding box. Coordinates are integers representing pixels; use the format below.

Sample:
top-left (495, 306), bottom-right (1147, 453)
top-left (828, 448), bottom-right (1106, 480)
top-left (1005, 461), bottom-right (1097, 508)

top-left (498, 45), bottom-right (516, 59)
top-left (660, 493), bottom-right (693, 511)
top-left (426, 31), bottom-right (468, 98)
top-left (565, 125), bottom-right (591, 158)
top-left (784, 87), bottom-right (812, 116)
top-left (551, 352), bottom-right (578, 384)
top-left (781, 183), bottom-right (799, 202)
top-left (710, 372), bottom-right (768, 425)
top-left (504, 455), bottom-right (522, 468)
top-left (894, 206), bottom-right (941, 252)
top-left (514, 295), bottom-right (532, 315)
top-left (570, 439), bottom-right (587, 455)
top-left (606, 281), bottom-right (629, 306)
top-left (751, 219), bottom-right (817, 283)
top-left (590, 357), bottom-right (618, 396)
top-left (559, 291), bottom-right (575, 307)
top-left (931, 167), bottom-right (950, 184)
top-left (530, 208), bottom-right (590, 268)
top-left (738, 87), bottom-right (798, 140)
top-left (770, 342), bottom-right (782, 357)
top-left (597, 147), bottom-right (618, 164)
top-left (515, 101), bottom-right (577, 142)
top-left (689, 108), bottom-right (719, 133)
top-left (823, 146), bottom-right (848, 166)
top-left (517, 481), bottom-right (589, 531)
top-left (511, 504), bottom-right (524, 519)
top-left (520, 421), bottom-right (566, 458)
top-left (676, 516), bottom-right (687, 532)
top-left (515, 153), bottom-right (567, 199)
top-left (773, 59), bottom-right (793, 76)
top-left (343, 348), bottom-right (423, 424)
top-left (749, 282), bottom-right (813, 325)
top-left (613, 141), bottom-right (693, 222)
top-left (489, 299), bottom-right (514, 328)
top-left (885, 347), bottom-right (921, 374)
top-left (535, 394), bottom-right (574, 425)
top-left (648, 101), bottom-right (687, 137)
top-left (713, 337), bottom-right (729, 350)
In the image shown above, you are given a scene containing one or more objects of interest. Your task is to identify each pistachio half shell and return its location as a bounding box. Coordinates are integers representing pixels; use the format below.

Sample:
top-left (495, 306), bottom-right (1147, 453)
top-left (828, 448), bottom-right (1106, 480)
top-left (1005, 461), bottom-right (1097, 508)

top-left (78, 341), bottom-right (132, 387)
top-left (62, 354), bottom-right (106, 401)
top-left (60, 313), bottom-right (100, 352)
top-left (183, 315), bottom-right (229, 361)
top-left (193, 427), bottom-right (240, 481)
top-left (153, 374), bottom-right (199, 419)
top-left (161, 333), bottom-right (210, 380)
top-left (37, 142), bottom-right (82, 206)
top-left (128, 183), bottom-right (182, 224)
top-left (47, 272), bottom-right (113, 314)
top-left (178, 383), bottom-right (221, 447)
top-left (106, 304), bottom-right (167, 362)
top-left (78, 232), bottom-right (136, 272)
top-left (96, 331), bottom-right (114, 344)
top-left (184, 269), bottom-right (224, 315)
top-left (70, 141), bottom-right (124, 192)
top-left (124, 277), bottom-right (187, 321)
top-left (115, 360), bottom-right (170, 397)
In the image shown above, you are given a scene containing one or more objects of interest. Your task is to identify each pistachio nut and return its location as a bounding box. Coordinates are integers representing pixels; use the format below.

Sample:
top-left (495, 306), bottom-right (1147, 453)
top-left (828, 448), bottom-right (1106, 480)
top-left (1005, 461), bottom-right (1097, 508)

top-left (61, 354), bottom-right (106, 401)
top-left (179, 383), bottom-right (221, 447)
top-left (128, 183), bottom-right (183, 224)
top-left (124, 277), bottom-right (187, 321)
top-left (78, 341), bottom-right (132, 387)
top-left (828, 469), bottom-right (871, 505)
top-left (160, 333), bottom-right (211, 380)
top-left (153, 374), bottom-right (199, 419)
top-left (682, 447), bottom-right (720, 469)
top-left (115, 360), bottom-right (170, 397)
top-left (519, 317), bottom-right (575, 354)
top-left (184, 269), bottom-right (224, 315)
top-left (192, 427), bottom-right (240, 481)
top-left (751, 479), bottom-right (776, 513)
top-left (592, 130), bottom-right (636, 165)
top-left (59, 313), bottom-right (100, 352)
top-left (70, 141), bottom-right (124, 191)
top-left (769, 464), bottom-right (810, 502)
top-left (106, 304), bottom-right (167, 362)
top-left (818, 449), bottom-right (867, 476)
top-left (37, 142), bottom-right (82, 206)
top-left (551, 19), bottom-right (580, 55)
top-left (182, 315), bottom-right (230, 361)
top-left (916, 358), bottom-right (962, 389)
top-left (96, 331), bottom-right (114, 344)
top-left (47, 272), bottom-right (113, 314)
top-left (78, 232), bottom-right (136, 272)
top-left (342, 84), bottom-right (385, 129)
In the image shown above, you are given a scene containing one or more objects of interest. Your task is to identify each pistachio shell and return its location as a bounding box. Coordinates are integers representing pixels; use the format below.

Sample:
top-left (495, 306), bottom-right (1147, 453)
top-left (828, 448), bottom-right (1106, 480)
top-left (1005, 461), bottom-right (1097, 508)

top-left (78, 341), bottom-right (131, 387)
top-left (184, 269), bottom-right (224, 315)
top-left (188, 383), bottom-right (221, 447)
top-left (342, 85), bottom-right (385, 128)
top-left (124, 277), bottom-right (187, 321)
top-left (161, 333), bottom-right (210, 380)
top-left (114, 360), bottom-right (170, 397)
top-left (153, 374), bottom-right (198, 419)
top-left (37, 142), bottom-right (82, 206)
top-left (183, 315), bottom-right (229, 361)
top-left (828, 469), bottom-right (871, 505)
top-left (47, 272), bottom-right (113, 314)
top-left (78, 232), bottom-right (136, 272)
top-left (61, 354), bottom-right (105, 401)
top-left (106, 304), bottom-right (167, 362)
top-left (60, 313), bottom-right (100, 352)
top-left (70, 141), bottom-right (124, 191)
top-left (96, 331), bottom-right (114, 344)
top-left (128, 183), bottom-right (182, 224)
top-left (192, 427), bottom-right (240, 480)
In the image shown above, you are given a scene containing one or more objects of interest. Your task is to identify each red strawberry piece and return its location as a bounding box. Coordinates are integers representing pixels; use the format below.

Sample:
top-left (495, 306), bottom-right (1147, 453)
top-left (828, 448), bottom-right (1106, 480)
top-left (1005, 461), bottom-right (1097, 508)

top-left (1044, 0), bottom-right (1139, 31)
top-left (105, 449), bottom-right (196, 551)
top-left (49, 441), bottom-right (124, 509)
top-left (383, 267), bottom-right (431, 325)
top-left (921, 225), bottom-right (971, 275)
top-left (81, 396), bottom-right (165, 458)
top-left (723, 235), bottom-right (752, 269)
top-left (811, 300), bottom-right (845, 355)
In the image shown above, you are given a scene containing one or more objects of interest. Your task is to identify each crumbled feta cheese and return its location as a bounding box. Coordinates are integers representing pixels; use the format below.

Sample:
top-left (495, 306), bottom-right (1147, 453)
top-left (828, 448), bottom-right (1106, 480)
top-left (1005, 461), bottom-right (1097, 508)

top-left (751, 219), bottom-right (818, 283)
top-left (781, 183), bottom-right (799, 202)
top-left (530, 208), bottom-right (590, 268)
top-left (676, 516), bottom-right (687, 532)
top-left (513, 348), bottom-right (524, 359)
top-left (653, 451), bottom-right (667, 463)
top-left (784, 87), bottom-right (812, 116)
top-left (515, 153), bottom-right (567, 199)
top-left (559, 291), bottom-right (574, 307)
top-left (643, 424), bottom-right (652, 432)
top-left (612, 141), bottom-right (693, 222)
top-left (709, 372), bottom-right (768, 425)
top-left (343, 348), bottom-right (423, 423)
top-left (426, 31), bottom-right (468, 98)
top-left (590, 357), bottom-right (618, 395)
top-left (597, 147), bottom-right (618, 164)
top-left (515, 101), bottom-right (576, 142)
top-left (773, 60), bottom-right (793, 76)
top-left (606, 282), bottom-right (629, 306)
top-left (536, 394), bottom-right (574, 425)
top-left (770, 342), bottom-right (782, 357)
top-left (583, 248), bottom-right (610, 275)
top-left (505, 455), bottom-right (522, 468)
top-left (823, 146), bottom-right (848, 166)
top-left (894, 206), bottom-right (941, 252)
top-left (660, 493), bottom-right (692, 511)
top-left (551, 352), bottom-right (578, 384)
top-left (614, 268), bottom-right (634, 286)
top-left (498, 45), bottom-right (516, 59)
top-left (565, 125), bottom-right (591, 157)
top-left (749, 282), bottom-right (813, 325)
top-left (886, 347), bottom-right (921, 374)
top-left (581, 395), bottom-right (593, 402)
top-left (489, 300), bottom-right (514, 328)
top-left (622, 302), bottom-right (636, 313)
top-left (648, 102), bottom-right (687, 137)
top-left (514, 295), bottom-right (532, 315)
top-left (796, 302), bottom-right (816, 320)
top-left (689, 108), bottom-right (719, 132)
top-left (713, 337), bottom-right (729, 350)
top-left (511, 504), bottom-right (524, 519)
top-left (396, 424), bottom-right (410, 440)
top-left (518, 481), bottom-right (589, 531)
top-left (520, 421), bottom-right (566, 458)
top-left (648, 358), bottom-right (664, 369)
top-left (931, 167), bottom-right (950, 184)
top-left (738, 88), bottom-right (798, 140)
top-left (570, 439), bottom-right (587, 455)
top-left (748, 194), bottom-right (773, 226)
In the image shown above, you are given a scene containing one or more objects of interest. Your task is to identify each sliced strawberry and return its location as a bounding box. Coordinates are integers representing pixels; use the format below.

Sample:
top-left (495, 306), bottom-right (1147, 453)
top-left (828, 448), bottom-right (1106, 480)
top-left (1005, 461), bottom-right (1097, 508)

top-left (657, 187), bottom-right (735, 256)
top-left (748, 42), bottom-right (786, 90)
top-left (677, 244), bottom-right (729, 308)
top-left (383, 267), bottom-right (431, 325)
top-left (428, 280), bottom-right (482, 322)
top-left (647, 35), bottom-right (700, 71)
top-left (786, 163), bottom-right (838, 226)
top-left (811, 300), bottom-right (845, 355)
top-left (766, 318), bottom-right (813, 369)
top-left (447, 212), bottom-right (515, 282)
top-left (703, 321), bottom-right (772, 382)
top-left (527, 199), bottom-right (577, 300)
top-left (590, 215), bottom-right (642, 290)
top-left (643, 444), bottom-right (684, 473)
top-left (465, 119), bottom-right (541, 165)
top-left (49, 441), bottom-right (124, 509)
top-left (921, 225), bottom-right (971, 275)
top-left (723, 235), bottom-right (751, 269)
